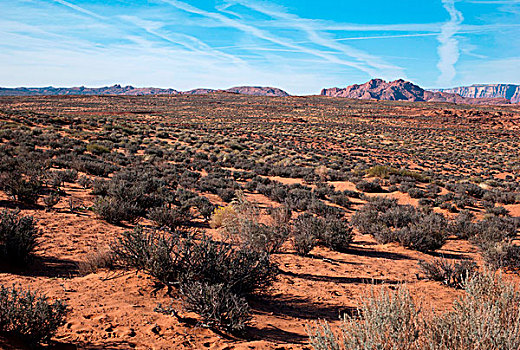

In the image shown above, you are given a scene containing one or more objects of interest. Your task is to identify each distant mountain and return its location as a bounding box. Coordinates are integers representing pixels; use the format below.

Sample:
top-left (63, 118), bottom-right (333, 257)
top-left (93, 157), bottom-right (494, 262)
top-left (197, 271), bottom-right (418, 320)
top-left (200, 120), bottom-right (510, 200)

top-left (0, 85), bottom-right (290, 97)
top-left (224, 86), bottom-right (289, 97)
top-left (321, 79), bottom-right (510, 105)
top-left (183, 86), bottom-right (290, 97)
top-left (0, 84), bottom-right (179, 96)
top-left (431, 84), bottom-right (520, 104)
top-left (183, 88), bottom-right (218, 95)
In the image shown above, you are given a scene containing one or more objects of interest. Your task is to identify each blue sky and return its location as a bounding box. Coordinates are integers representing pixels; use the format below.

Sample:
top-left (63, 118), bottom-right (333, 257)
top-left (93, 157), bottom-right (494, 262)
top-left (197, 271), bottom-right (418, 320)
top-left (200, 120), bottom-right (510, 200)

top-left (1, 0), bottom-right (520, 94)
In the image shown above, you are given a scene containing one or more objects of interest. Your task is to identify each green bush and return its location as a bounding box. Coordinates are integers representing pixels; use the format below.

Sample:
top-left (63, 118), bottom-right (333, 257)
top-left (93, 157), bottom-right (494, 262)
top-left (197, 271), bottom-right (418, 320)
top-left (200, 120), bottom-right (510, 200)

top-left (366, 165), bottom-right (428, 182)
top-left (86, 143), bottom-right (110, 155)
top-left (0, 284), bottom-right (68, 345)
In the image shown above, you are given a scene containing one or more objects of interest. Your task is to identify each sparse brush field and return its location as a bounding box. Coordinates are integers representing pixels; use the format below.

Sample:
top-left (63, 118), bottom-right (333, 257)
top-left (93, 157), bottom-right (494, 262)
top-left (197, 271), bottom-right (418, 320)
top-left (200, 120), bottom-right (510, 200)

top-left (0, 93), bottom-right (519, 349)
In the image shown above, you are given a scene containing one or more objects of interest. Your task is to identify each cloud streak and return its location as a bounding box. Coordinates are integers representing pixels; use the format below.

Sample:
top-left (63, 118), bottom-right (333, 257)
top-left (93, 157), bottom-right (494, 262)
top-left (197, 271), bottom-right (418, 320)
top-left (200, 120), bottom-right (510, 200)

top-left (225, 0), bottom-right (405, 78)
top-left (437, 0), bottom-right (464, 86)
top-left (160, 0), bottom-right (403, 78)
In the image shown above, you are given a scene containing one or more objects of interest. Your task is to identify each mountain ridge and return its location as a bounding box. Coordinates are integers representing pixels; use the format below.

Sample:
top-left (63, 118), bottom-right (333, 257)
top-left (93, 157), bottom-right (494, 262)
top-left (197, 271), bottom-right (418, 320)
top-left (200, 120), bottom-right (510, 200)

top-left (0, 84), bottom-right (179, 96)
top-left (0, 85), bottom-right (290, 97)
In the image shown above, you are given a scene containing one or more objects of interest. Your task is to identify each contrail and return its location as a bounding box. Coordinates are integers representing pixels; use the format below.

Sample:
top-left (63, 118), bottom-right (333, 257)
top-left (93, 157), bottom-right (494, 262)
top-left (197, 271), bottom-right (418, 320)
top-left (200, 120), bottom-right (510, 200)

top-left (437, 0), bottom-right (463, 86)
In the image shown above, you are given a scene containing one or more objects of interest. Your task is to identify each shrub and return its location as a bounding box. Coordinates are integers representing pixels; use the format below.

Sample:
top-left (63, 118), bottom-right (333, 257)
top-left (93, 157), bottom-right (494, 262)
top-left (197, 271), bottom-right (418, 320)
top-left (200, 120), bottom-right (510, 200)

top-left (228, 218), bottom-right (289, 254)
top-left (355, 180), bottom-right (383, 193)
top-left (425, 270), bottom-right (520, 349)
top-left (351, 197), bottom-right (402, 238)
top-left (307, 271), bottom-right (520, 350)
top-left (470, 216), bottom-right (519, 249)
top-left (112, 226), bottom-right (183, 290)
top-left (397, 212), bottom-right (447, 252)
top-left (210, 206), bottom-right (237, 229)
top-left (78, 175), bottom-right (93, 189)
top-left (319, 217), bottom-right (354, 252)
top-left (185, 196), bottom-right (216, 220)
top-left (180, 282), bottom-right (251, 332)
top-left (78, 247), bottom-right (116, 275)
top-left (183, 236), bottom-right (277, 297)
top-left (352, 199), bottom-right (446, 252)
top-left (366, 166), bottom-right (428, 182)
top-left (47, 169), bottom-right (78, 187)
top-left (407, 187), bottom-right (426, 199)
top-left (93, 170), bottom-right (167, 224)
top-left (222, 203), bottom-right (292, 254)
top-left (91, 178), bottom-right (108, 195)
top-left (217, 188), bottom-right (236, 202)
top-left (292, 214), bottom-right (324, 255)
top-left (114, 227), bottom-right (277, 331)
top-left (481, 240), bottom-right (520, 271)
top-left (448, 210), bottom-right (478, 239)
top-left (486, 206), bottom-right (510, 217)
top-left (94, 196), bottom-right (140, 224)
top-left (0, 210), bottom-right (41, 265)
top-left (307, 285), bottom-right (421, 350)
top-left (148, 205), bottom-right (189, 230)
top-left (329, 194), bottom-right (351, 208)
top-left (42, 191), bottom-right (61, 210)
top-left (1, 173), bottom-right (41, 204)
top-left (86, 143), bottom-right (110, 155)
top-left (418, 258), bottom-right (477, 288)
top-left (0, 284), bottom-right (68, 345)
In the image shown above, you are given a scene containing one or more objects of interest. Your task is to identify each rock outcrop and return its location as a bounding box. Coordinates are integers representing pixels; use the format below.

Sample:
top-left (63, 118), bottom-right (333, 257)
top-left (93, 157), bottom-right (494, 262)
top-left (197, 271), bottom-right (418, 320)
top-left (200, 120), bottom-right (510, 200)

top-left (321, 79), bottom-right (510, 105)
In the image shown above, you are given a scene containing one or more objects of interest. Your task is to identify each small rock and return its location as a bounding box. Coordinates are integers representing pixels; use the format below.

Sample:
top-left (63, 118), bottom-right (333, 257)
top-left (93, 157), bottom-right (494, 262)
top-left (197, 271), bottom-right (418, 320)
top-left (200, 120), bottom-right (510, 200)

top-left (151, 324), bottom-right (161, 335)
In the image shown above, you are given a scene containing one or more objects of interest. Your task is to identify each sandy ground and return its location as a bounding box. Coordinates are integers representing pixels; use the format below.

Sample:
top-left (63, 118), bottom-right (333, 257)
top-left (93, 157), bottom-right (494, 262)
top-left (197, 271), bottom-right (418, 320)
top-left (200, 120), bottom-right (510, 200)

top-left (0, 180), bottom-right (500, 350)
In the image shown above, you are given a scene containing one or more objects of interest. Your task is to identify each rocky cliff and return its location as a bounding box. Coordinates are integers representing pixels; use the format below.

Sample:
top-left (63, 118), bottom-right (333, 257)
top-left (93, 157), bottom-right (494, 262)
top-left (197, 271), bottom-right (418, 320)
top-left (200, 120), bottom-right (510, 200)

top-left (432, 84), bottom-right (520, 103)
